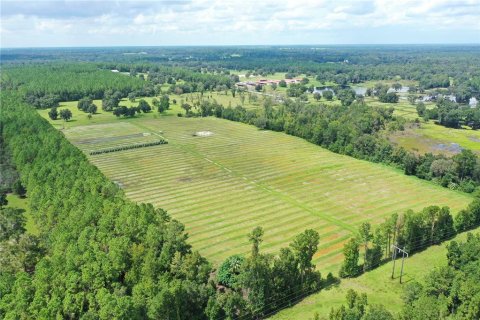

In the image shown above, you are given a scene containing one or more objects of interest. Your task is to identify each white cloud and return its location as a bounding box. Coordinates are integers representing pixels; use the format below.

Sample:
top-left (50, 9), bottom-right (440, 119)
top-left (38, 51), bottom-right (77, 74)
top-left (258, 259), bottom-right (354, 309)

top-left (1, 0), bottom-right (479, 46)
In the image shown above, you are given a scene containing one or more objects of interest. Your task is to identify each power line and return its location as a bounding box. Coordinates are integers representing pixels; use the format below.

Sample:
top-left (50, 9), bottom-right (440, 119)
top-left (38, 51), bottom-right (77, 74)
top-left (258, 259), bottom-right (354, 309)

top-left (218, 224), bottom-right (480, 320)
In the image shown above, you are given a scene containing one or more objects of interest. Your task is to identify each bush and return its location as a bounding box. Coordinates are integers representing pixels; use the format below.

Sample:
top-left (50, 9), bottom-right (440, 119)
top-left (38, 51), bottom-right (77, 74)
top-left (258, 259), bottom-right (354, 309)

top-left (217, 255), bottom-right (245, 288)
top-left (459, 180), bottom-right (476, 193)
top-left (254, 117), bottom-right (267, 130)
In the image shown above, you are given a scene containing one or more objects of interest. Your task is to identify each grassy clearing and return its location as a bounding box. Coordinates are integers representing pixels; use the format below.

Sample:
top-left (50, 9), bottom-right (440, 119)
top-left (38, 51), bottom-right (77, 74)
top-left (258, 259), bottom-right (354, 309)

top-left (38, 93), bottom-right (265, 129)
top-left (40, 106), bottom-right (472, 274)
top-left (390, 121), bottom-right (480, 155)
top-left (5, 194), bottom-right (39, 235)
top-left (269, 227), bottom-right (480, 319)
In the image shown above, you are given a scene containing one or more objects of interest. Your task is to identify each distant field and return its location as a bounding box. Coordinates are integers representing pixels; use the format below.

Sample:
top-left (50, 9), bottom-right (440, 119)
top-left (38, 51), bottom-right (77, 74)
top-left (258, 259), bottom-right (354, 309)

top-left (390, 121), bottom-right (480, 155)
top-left (40, 106), bottom-right (472, 273)
top-left (364, 97), bottom-right (420, 119)
top-left (270, 227), bottom-right (480, 319)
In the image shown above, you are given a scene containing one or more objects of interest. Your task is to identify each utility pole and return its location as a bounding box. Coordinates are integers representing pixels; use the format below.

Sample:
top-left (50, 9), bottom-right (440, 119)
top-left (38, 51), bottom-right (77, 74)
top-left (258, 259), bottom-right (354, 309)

top-left (391, 245), bottom-right (409, 283)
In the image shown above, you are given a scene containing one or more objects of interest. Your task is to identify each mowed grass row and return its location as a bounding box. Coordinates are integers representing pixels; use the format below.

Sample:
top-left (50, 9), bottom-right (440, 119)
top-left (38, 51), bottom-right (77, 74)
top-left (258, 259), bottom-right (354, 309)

top-left (139, 116), bottom-right (468, 214)
top-left (67, 115), bottom-right (473, 274)
top-left (63, 122), bottom-right (161, 152)
top-left (92, 144), bottom-right (344, 269)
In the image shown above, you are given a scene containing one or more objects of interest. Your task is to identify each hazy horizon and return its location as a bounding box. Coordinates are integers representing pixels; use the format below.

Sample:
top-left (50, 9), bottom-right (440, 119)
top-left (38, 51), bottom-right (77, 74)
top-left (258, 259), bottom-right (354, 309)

top-left (3, 43), bottom-right (480, 50)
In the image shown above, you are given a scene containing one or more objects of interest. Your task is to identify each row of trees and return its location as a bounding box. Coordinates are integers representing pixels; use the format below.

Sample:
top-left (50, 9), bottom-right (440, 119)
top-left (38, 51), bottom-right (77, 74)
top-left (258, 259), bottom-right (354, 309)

top-left (89, 140), bottom-right (167, 155)
top-left (339, 198), bottom-right (480, 278)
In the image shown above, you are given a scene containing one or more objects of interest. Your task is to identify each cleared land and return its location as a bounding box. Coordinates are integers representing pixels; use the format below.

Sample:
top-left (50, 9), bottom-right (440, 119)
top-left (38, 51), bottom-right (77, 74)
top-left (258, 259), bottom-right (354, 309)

top-left (270, 227), bottom-right (480, 319)
top-left (390, 121), bottom-right (480, 155)
top-left (40, 107), bottom-right (472, 273)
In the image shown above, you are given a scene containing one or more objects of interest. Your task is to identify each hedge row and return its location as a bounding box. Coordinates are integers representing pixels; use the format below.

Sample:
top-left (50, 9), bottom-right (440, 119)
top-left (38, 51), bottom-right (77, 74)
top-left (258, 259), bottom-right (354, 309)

top-left (89, 139), bottom-right (167, 155)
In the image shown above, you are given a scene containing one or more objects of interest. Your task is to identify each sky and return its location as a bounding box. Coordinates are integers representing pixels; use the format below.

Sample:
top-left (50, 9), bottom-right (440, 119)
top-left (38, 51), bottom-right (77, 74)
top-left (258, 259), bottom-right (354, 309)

top-left (1, 0), bottom-right (479, 48)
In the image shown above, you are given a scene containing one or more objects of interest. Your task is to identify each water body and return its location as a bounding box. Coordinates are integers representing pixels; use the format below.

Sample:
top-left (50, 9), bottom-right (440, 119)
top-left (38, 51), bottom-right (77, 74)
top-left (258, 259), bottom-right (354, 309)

top-left (434, 143), bottom-right (462, 154)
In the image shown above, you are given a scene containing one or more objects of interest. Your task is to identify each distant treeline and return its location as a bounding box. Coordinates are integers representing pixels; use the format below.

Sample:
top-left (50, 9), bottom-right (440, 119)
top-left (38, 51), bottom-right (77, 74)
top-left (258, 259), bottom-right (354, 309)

top-left (0, 64), bottom-right (144, 102)
top-left (0, 63), bottom-right (237, 108)
top-left (4, 45), bottom-right (479, 103)
top-left (98, 63), bottom-right (236, 92)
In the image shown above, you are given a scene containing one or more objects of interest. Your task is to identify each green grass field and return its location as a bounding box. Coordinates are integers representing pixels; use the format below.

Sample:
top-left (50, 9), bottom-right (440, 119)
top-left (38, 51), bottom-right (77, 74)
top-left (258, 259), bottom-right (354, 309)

top-left (269, 227), bottom-right (480, 319)
top-left (39, 105), bottom-right (472, 274)
top-left (43, 93), bottom-right (265, 129)
top-left (390, 121), bottom-right (480, 155)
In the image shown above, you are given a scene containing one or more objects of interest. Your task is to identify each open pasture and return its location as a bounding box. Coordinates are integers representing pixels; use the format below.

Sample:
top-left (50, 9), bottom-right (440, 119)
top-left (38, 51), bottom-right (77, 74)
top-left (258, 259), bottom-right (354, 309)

top-left (49, 112), bottom-right (472, 273)
top-left (390, 121), bottom-right (480, 155)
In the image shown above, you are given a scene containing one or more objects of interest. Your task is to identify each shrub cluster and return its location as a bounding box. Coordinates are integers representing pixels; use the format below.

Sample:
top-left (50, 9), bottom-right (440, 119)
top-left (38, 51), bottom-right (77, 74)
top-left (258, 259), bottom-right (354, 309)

top-left (89, 140), bottom-right (167, 155)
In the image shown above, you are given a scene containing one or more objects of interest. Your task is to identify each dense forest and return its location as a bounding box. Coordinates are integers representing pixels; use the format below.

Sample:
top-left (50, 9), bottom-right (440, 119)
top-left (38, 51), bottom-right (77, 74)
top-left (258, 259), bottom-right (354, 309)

top-left (0, 64), bottom-right (144, 103)
top-left (1, 92), bottom-right (212, 318)
top-left (0, 63), bottom-right (236, 107)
